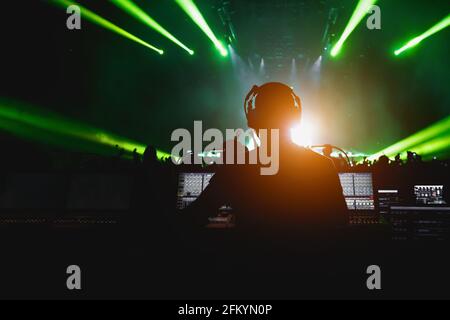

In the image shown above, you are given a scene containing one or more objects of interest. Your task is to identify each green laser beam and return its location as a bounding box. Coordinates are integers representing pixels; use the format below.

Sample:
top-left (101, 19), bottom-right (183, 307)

top-left (330, 0), bottom-right (378, 57)
top-left (111, 0), bottom-right (194, 55)
top-left (395, 13), bottom-right (450, 56)
top-left (398, 135), bottom-right (450, 161)
top-left (368, 116), bottom-right (450, 160)
top-left (0, 99), bottom-right (170, 160)
top-left (175, 0), bottom-right (228, 57)
top-left (51, 0), bottom-right (164, 55)
top-left (408, 135), bottom-right (450, 157)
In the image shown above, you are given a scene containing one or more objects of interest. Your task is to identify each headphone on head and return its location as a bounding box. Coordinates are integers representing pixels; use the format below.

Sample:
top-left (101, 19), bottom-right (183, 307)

top-left (244, 83), bottom-right (302, 129)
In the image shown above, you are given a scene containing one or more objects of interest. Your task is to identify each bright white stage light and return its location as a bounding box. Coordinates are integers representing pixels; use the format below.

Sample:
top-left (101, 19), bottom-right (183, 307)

top-left (291, 119), bottom-right (317, 147)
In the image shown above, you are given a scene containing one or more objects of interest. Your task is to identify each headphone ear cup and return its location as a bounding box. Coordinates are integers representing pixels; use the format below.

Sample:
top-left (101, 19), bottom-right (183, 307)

top-left (244, 86), bottom-right (259, 128)
top-left (293, 92), bottom-right (301, 110)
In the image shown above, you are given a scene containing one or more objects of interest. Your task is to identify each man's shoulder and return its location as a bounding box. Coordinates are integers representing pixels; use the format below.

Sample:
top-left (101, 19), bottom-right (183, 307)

top-left (293, 147), bottom-right (337, 170)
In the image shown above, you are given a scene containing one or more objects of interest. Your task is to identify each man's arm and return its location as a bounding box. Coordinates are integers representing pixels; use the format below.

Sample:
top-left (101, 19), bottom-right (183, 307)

top-left (324, 160), bottom-right (349, 226)
top-left (180, 170), bottom-right (228, 228)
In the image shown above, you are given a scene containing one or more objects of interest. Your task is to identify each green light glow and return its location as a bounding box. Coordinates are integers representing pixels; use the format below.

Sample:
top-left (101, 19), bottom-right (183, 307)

top-left (368, 116), bottom-right (450, 161)
top-left (111, 0), bottom-right (194, 55)
top-left (395, 13), bottom-right (450, 56)
top-left (0, 99), bottom-right (170, 160)
top-left (175, 0), bottom-right (228, 57)
top-left (51, 0), bottom-right (164, 55)
top-left (330, 0), bottom-right (378, 57)
top-left (407, 135), bottom-right (450, 158)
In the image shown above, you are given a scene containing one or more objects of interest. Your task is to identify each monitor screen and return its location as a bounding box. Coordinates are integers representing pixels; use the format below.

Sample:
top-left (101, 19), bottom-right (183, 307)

top-left (377, 189), bottom-right (400, 215)
top-left (176, 172), bottom-right (215, 209)
top-left (339, 173), bottom-right (375, 210)
top-left (414, 185), bottom-right (445, 205)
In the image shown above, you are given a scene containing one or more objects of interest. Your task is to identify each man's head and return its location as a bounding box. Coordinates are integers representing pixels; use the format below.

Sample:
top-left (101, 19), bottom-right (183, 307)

top-left (244, 82), bottom-right (302, 135)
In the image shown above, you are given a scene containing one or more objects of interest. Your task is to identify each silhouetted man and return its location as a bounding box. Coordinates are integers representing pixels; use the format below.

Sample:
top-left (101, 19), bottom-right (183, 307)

top-left (184, 83), bottom-right (348, 235)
